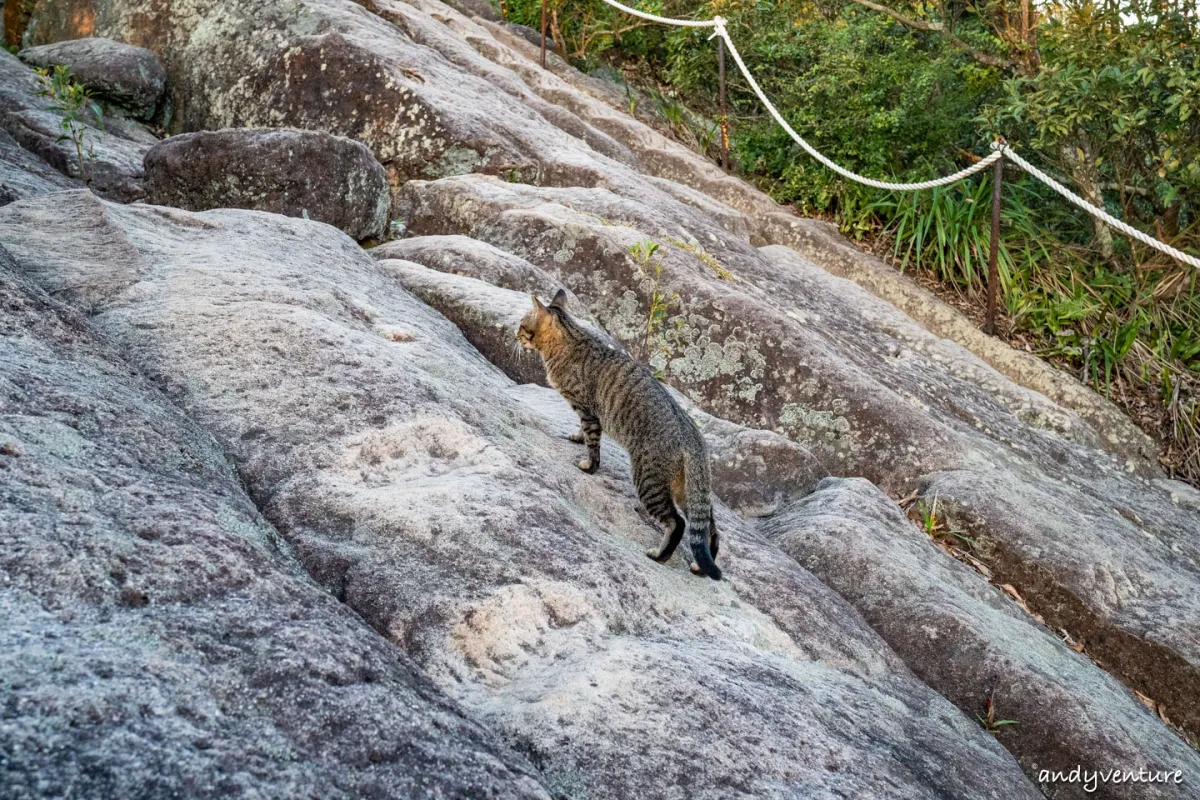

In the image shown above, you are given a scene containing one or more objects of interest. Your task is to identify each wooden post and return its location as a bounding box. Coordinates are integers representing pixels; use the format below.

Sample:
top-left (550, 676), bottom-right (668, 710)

top-left (540, 0), bottom-right (548, 69)
top-left (984, 154), bottom-right (1004, 336)
top-left (717, 35), bottom-right (729, 171)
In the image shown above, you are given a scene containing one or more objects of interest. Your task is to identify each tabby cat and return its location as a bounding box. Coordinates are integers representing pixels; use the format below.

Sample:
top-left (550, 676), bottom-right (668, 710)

top-left (517, 290), bottom-right (721, 579)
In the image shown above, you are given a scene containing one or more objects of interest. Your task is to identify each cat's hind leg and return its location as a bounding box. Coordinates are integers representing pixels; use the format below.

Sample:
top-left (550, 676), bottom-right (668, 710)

top-left (640, 466), bottom-right (685, 562)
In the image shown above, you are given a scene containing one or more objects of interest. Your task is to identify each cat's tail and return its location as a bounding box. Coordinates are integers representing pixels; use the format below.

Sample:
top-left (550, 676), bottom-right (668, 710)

top-left (683, 451), bottom-right (722, 580)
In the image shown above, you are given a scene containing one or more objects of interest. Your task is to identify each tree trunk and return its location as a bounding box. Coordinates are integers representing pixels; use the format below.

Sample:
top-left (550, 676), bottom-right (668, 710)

top-left (1061, 137), bottom-right (1114, 261)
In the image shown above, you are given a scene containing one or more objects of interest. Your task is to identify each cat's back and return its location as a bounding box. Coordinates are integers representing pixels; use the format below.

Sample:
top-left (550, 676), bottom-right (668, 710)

top-left (587, 345), bottom-right (700, 452)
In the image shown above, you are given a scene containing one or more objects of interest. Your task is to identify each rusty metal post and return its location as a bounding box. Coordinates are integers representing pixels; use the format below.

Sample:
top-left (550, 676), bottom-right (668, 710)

top-left (717, 35), bottom-right (729, 171)
top-left (984, 154), bottom-right (1004, 336)
top-left (540, 0), bottom-right (548, 69)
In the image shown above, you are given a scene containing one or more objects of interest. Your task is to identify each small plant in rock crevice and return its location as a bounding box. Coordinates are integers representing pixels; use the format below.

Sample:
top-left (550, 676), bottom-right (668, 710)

top-left (977, 693), bottom-right (1018, 734)
top-left (628, 240), bottom-right (683, 373)
top-left (912, 495), bottom-right (974, 547)
top-left (36, 64), bottom-right (103, 186)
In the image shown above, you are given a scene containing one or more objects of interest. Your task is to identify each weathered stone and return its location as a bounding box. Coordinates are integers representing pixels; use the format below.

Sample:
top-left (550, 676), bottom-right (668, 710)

top-left (2, 108), bottom-right (148, 201)
top-left (395, 172), bottom-right (1200, 749)
top-left (371, 233), bottom-right (576, 301)
top-left (0, 191), bottom-right (1042, 799)
top-left (376, 256), bottom-right (550, 385)
top-left (2, 0), bottom-right (35, 48)
top-left (18, 37), bottom-right (166, 118)
top-left (0, 48), bottom-right (152, 201)
top-left (0, 241), bottom-right (553, 800)
top-left (416, 0), bottom-right (1153, 466)
top-left (14, 0), bottom-right (1200, 787)
top-left (0, 128), bottom-right (81, 204)
top-left (762, 478), bottom-right (1200, 799)
top-left (143, 128), bottom-right (390, 241)
top-left (0, 46), bottom-right (49, 114)
top-left (19, 0), bottom-right (1149, 467)
top-left (695, 409), bottom-right (828, 518)
top-left (23, 0), bottom-right (636, 185)
top-left (434, 0), bottom-right (502, 23)
top-left (754, 211), bottom-right (1159, 464)
top-left (373, 250), bottom-right (828, 518)
top-left (498, 21), bottom-right (553, 50)
top-left (390, 238), bottom-right (831, 517)
top-left (371, 225), bottom-right (1200, 796)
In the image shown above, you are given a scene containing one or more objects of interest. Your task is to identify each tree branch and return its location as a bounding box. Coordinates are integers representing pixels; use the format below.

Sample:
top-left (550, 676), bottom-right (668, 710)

top-left (849, 0), bottom-right (943, 31)
top-left (844, 0), bottom-right (1014, 70)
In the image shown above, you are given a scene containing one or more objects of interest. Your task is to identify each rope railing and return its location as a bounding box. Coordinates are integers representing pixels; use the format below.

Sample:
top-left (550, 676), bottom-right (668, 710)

top-left (578, 0), bottom-right (1200, 274)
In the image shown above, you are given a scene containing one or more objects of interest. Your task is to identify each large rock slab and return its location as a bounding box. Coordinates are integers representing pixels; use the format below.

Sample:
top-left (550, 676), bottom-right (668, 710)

top-left (394, 172), bottom-right (1200, 746)
top-left (16, 0), bottom-right (1200, 780)
top-left (0, 241), bottom-right (552, 799)
top-left (442, 0), bottom-right (1149, 462)
top-left (377, 231), bottom-right (1200, 795)
top-left (20, 0), bottom-right (1148, 467)
top-left (144, 128), bottom-right (390, 241)
top-left (18, 37), bottom-right (166, 118)
top-left (762, 478), bottom-right (1200, 799)
top-left (0, 190), bottom-right (1041, 799)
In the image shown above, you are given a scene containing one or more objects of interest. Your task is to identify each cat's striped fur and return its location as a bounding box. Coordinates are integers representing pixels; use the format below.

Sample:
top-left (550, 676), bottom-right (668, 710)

top-left (517, 290), bottom-right (721, 579)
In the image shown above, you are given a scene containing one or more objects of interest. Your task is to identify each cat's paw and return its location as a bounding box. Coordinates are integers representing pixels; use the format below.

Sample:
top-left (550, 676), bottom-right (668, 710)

top-left (576, 457), bottom-right (598, 473)
top-left (567, 431), bottom-right (585, 444)
top-left (689, 562), bottom-right (704, 575)
top-left (646, 548), bottom-right (670, 563)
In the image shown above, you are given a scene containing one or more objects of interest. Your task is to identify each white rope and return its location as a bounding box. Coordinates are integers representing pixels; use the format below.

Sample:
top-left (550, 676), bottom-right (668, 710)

top-left (590, 1), bottom-right (1200, 269)
top-left (592, 0), bottom-right (718, 28)
top-left (996, 144), bottom-right (1200, 269)
top-left (711, 18), bottom-right (1004, 190)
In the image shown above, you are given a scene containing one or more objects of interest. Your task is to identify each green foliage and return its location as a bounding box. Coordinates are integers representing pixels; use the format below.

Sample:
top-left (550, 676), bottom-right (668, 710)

top-left (36, 64), bottom-right (103, 185)
top-left (982, 5), bottom-right (1200, 257)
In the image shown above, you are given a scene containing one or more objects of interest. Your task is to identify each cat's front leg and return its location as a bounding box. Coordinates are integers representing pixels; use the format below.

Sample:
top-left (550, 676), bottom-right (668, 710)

top-left (575, 411), bottom-right (602, 473)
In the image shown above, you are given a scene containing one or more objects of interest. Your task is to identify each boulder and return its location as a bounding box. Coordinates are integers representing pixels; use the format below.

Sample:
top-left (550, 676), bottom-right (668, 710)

top-left (0, 191), bottom-right (1042, 799)
top-left (22, 0), bottom-right (637, 184)
top-left (143, 128), bottom-right (390, 241)
top-left (0, 48), bottom-right (153, 201)
top-left (2, 108), bottom-right (149, 201)
top-left (18, 37), bottom-right (166, 119)
top-left (0, 241), bottom-right (552, 799)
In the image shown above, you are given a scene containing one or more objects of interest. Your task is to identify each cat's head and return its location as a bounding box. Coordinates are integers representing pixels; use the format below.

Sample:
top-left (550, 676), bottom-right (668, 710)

top-left (516, 289), bottom-right (570, 352)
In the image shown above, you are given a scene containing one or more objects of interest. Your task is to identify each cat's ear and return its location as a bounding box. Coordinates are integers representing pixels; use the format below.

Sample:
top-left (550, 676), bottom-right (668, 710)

top-left (549, 288), bottom-right (568, 311)
top-left (530, 295), bottom-right (547, 313)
